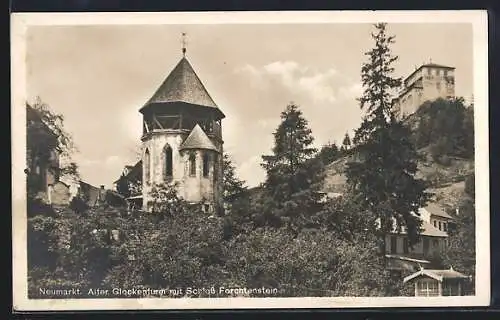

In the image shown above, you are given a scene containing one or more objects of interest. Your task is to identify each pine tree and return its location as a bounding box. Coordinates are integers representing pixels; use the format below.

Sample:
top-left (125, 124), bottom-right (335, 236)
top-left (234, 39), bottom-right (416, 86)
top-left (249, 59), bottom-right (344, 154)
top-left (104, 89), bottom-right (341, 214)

top-left (345, 23), bottom-right (431, 248)
top-left (261, 103), bottom-right (324, 232)
top-left (341, 132), bottom-right (352, 152)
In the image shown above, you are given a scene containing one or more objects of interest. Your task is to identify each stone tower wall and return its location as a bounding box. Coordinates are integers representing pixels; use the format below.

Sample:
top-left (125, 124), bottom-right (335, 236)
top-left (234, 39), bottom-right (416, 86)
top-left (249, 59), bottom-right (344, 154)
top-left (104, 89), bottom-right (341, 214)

top-left (141, 131), bottom-right (223, 212)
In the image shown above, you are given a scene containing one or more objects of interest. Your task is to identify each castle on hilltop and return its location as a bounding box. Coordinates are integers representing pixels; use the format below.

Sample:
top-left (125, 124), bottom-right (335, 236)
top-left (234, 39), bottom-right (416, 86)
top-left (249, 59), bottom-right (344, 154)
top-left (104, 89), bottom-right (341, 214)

top-left (393, 62), bottom-right (456, 118)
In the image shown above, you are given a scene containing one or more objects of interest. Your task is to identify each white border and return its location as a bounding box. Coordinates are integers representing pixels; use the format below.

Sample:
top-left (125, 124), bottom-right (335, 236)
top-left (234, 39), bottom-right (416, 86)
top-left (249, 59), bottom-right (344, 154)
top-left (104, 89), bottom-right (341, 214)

top-left (11, 10), bottom-right (490, 311)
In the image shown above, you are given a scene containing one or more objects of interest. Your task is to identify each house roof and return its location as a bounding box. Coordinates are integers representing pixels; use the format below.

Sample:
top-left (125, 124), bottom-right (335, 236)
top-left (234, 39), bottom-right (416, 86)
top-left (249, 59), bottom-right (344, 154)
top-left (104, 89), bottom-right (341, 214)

top-left (423, 203), bottom-right (454, 219)
top-left (385, 254), bottom-right (431, 265)
top-left (142, 57), bottom-right (225, 118)
top-left (403, 268), bottom-right (469, 283)
top-left (420, 220), bottom-right (448, 237)
top-left (79, 181), bottom-right (104, 206)
top-left (179, 124), bottom-right (218, 152)
top-left (385, 215), bottom-right (448, 238)
top-left (114, 161), bottom-right (142, 184)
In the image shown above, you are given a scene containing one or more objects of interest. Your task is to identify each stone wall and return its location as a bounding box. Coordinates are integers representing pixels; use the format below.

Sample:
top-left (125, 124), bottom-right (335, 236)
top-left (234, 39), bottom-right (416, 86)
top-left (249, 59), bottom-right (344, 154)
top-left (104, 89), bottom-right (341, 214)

top-left (142, 131), bottom-right (223, 212)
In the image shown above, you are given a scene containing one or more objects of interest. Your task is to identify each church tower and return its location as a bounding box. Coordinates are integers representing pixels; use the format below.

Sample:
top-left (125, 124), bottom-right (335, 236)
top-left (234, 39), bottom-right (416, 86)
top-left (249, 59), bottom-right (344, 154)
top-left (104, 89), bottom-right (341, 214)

top-left (139, 38), bottom-right (225, 213)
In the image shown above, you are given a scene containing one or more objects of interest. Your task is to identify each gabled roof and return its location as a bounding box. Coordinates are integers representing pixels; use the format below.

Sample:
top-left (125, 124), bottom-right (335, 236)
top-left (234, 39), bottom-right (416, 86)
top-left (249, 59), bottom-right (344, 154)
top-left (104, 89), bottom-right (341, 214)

top-left (79, 181), bottom-right (104, 207)
top-left (403, 268), bottom-right (469, 283)
top-left (114, 160), bottom-right (142, 184)
top-left (420, 220), bottom-right (448, 237)
top-left (423, 203), bottom-right (454, 219)
top-left (144, 57), bottom-right (223, 114)
top-left (179, 124), bottom-right (218, 152)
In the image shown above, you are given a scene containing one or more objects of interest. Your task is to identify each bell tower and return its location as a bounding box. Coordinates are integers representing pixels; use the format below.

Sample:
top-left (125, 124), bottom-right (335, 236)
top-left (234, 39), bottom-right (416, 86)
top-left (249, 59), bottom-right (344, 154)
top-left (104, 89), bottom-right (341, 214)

top-left (139, 35), bottom-right (225, 213)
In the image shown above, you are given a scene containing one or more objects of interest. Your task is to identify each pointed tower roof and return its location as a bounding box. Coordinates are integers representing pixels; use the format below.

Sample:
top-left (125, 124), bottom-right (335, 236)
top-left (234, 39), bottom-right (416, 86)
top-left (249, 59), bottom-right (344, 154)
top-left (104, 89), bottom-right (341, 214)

top-left (143, 57), bottom-right (224, 116)
top-left (180, 124), bottom-right (218, 152)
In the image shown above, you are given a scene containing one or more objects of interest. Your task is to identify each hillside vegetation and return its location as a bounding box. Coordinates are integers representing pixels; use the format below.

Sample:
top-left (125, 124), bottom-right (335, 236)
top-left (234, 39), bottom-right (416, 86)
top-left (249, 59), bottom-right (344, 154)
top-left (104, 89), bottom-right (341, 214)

top-left (322, 97), bottom-right (474, 213)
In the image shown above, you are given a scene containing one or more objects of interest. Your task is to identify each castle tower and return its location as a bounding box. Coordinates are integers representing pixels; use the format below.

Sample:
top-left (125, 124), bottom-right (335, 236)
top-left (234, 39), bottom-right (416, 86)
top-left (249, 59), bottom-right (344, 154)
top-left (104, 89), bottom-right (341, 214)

top-left (394, 62), bottom-right (455, 118)
top-left (139, 43), bottom-right (225, 213)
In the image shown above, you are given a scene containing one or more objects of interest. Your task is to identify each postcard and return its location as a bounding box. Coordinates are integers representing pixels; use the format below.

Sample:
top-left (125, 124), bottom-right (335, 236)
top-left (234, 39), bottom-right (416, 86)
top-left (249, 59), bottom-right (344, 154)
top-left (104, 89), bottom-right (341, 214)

top-left (11, 10), bottom-right (490, 311)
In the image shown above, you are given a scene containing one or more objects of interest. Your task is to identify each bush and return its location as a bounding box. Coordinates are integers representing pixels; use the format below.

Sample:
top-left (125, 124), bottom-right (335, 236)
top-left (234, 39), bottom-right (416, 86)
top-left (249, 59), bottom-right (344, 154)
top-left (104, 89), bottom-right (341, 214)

top-left (27, 197), bottom-right (56, 218)
top-left (69, 195), bottom-right (88, 214)
top-left (28, 182), bottom-right (407, 297)
top-left (104, 191), bottom-right (127, 208)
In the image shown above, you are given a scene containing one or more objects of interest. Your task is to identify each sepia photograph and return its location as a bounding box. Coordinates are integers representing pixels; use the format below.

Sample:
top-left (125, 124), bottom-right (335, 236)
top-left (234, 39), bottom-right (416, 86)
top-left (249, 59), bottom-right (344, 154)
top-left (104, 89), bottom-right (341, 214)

top-left (11, 11), bottom-right (489, 311)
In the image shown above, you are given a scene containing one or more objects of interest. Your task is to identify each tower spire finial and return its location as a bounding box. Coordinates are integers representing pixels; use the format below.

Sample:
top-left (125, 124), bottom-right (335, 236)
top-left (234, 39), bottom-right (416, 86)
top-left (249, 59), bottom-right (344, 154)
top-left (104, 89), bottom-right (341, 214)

top-left (181, 32), bottom-right (187, 57)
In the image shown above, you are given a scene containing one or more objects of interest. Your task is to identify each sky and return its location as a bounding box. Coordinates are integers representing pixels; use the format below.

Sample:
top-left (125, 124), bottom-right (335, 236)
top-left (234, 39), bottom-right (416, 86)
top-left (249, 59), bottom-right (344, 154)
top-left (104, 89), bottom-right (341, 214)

top-left (26, 23), bottom-right (473, 189)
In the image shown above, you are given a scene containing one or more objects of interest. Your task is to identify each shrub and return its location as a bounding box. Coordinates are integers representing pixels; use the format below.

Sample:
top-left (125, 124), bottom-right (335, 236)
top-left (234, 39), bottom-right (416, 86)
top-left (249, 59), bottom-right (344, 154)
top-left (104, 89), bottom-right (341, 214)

top-left (69, 195), bottom-right (88, 214)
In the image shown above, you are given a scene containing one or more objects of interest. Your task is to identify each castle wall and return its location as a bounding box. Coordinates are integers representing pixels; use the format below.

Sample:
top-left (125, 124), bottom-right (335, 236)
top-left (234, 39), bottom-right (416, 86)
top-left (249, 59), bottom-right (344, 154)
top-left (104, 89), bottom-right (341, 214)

top-left (421, 68), bottom-right (455, 103)
top-left (397, 67), bottom-right (456, 118)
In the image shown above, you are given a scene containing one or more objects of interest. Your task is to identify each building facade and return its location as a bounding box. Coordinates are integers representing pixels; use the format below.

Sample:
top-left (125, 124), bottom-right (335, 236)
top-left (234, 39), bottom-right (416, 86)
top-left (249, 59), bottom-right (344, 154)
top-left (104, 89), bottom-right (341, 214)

top-left (26, 103), bottom-right (61, 202)
top-left (384, 203), bottom-right (456, 273)
top-left (393, 62), bottom-right (456, 118)
top-left (139, 52), bottom-right (225, 213)
top-left (403, 268), bottom-right (470, 296)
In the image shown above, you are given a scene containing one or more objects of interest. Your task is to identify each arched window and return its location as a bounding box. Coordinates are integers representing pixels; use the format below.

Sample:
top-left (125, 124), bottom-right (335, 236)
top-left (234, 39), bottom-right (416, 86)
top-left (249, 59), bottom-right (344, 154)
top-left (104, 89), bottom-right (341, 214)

top-left (144, 149), bottom-right (150, 183)
top-left (203, 153), bottom-right (210, 177)
top-left (189, 153), bottom-right (196, 176)
top-left (164, 144), bottom-right (173, 177)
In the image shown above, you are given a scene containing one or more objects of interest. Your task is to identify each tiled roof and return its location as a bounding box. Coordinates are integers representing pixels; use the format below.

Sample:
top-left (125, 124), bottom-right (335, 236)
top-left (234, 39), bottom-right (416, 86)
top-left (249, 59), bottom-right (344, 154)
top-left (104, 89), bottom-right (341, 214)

top-left (179, 124), bottom-right (218, 152)
top-left (79, 181), bottom-right (104, 207)
top-left (144, 57), bottom-right (223, 115)
top-left (423, 203), bottom-right (454, 219)
top-left (403, 268), bottom-right (469, 283)
top-left (114, 161), bottom-right (142, 184)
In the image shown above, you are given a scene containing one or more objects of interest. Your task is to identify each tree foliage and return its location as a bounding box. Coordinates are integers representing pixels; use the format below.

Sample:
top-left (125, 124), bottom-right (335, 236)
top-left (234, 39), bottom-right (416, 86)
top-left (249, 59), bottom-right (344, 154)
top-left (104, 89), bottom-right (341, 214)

top-left (222, 153), bottom-right (247, 204)
top-left (29, 96), bottom-right (77, 158)
top-left (28, 179), bottom-right (404, 297)
top-left (116, 173), bottom-right (131, 198)
top-left (259, 103), bottom-right (325, 233)
top-left (414, 97), bottom-right (474, 163)
top-left (26, 97), bottom-right (80, 195)
top-left (318, 142), bottom-right (340, 165)
top-left (441, 172), bottom-right (475, 294)
top-left (345, 23), bottom-right (431, 247)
